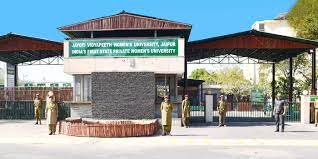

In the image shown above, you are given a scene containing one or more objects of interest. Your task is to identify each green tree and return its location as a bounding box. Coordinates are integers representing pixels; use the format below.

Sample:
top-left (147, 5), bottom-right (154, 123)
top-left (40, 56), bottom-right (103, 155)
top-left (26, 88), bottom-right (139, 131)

top-left (287, 0), bottom-right (318, 39)
top-left (189, 68), bottom-right (216, 84)
top-left (190, 67), bottom-right (252, 96)
top-left (214, 66), bottom-right (252, 95)
top-left (257, 54), bottom-right (311, 99)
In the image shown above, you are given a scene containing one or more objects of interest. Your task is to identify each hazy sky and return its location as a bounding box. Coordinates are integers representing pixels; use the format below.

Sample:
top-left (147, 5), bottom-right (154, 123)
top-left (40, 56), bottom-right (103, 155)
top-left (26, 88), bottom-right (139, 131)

top-left (0, 0), bottom-right (297, 83)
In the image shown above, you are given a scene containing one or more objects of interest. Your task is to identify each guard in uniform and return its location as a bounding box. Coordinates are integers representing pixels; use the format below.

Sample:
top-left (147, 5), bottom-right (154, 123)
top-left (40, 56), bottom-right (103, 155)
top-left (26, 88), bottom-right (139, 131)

top-left (34, 94), bottom-right (42, 125)
top-left (273, 94), bottom-right (286, 132)
top-left (45, 91), bottom-right (58, 135)
top-left (217, 95), bottom-right (226, 127)
top-left (182, 94), bottom-right (190, 128)
top-left (160, 95), bottom-right (173, 136)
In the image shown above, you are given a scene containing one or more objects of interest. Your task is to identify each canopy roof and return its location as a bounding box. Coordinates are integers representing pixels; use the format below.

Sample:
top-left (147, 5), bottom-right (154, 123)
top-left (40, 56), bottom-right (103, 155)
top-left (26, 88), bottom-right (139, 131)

top-left (186, 30), bottom-right (318, 62)
top-left (58, 11), bottom-right (192, 40)
top-left (178, 79), bottom-right (205, 87)
top-left (0, 33), bottom-right (63, 65)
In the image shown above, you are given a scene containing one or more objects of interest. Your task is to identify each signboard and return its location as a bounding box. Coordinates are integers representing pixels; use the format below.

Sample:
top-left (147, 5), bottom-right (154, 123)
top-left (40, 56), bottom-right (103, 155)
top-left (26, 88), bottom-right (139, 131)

top-left (251, 89), bottom-right (264, 103)
top-left (5, 63), bottom-right (16, 87)
top-left (25, 83), bottom-right (33, 87)
top-left (69, 38), bottom-right (178, 57)
top-left (63, 83), bottom-right (71, 87)
top-left (37, 83), bottom-right (46, 87)
top-left (310, 95), bottom-right (318, 102)
top-left (50, 83), bottom-right (59, 87)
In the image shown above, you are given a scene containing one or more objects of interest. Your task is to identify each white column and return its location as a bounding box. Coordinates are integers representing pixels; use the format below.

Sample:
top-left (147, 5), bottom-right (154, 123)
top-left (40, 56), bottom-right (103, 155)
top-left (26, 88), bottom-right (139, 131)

top-left (205, 94), bottom-right (213, 123)
top-left (300, 95), bottom-right (311, 124)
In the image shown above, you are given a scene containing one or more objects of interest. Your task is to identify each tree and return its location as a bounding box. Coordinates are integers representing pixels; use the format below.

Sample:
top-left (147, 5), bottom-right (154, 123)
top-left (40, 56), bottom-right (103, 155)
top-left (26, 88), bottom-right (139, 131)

top-left (257, 54), bottom-right (311, 99)
top-left (189, 67), bottom-right (252, 96)
top-left (189, 68), bottom-right (216, 84)
top-left (214, 66), bottom-right (252, 95)
top-left (287, 0), bottom-right (318, 40)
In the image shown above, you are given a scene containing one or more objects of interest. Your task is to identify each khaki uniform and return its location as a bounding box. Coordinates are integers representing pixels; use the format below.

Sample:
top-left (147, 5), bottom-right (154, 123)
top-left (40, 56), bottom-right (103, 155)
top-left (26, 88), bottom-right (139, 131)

top-left (34, 98), bottom-right (42, 124)
top-left (46, 101), bottom-right (58, 134)
top-left (182, 99), bottom-right (190, 127)
top-left (161, 101), bottom-right (173, 134)
top-left (218, 100), bottom-right (226, 126)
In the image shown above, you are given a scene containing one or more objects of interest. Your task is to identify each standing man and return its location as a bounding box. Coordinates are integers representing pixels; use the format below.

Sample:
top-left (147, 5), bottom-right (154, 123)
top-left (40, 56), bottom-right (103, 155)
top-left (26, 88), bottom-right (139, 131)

top-left (34, 94), bottom-right (42, 125)
top-left (217, 95), bottom-right (226, 127)
top-left (273, 94), bottom-right (286, 132)
top-left (161, 95), bottom-right (173, 136)
top-left (45, 91), bottom-right (58, 135)
top-left (182, 94), bottom-right (190, 128)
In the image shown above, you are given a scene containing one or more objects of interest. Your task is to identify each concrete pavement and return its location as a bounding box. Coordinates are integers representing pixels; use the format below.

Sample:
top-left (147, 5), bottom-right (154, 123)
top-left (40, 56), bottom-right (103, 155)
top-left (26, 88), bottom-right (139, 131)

top-left (0, 120), bottom-right (318, 159)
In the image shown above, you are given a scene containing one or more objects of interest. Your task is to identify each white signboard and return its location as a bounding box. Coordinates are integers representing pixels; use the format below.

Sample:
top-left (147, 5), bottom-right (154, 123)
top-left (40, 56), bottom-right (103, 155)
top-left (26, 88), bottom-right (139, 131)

top-left (4, 63), bottom-right (16, 87)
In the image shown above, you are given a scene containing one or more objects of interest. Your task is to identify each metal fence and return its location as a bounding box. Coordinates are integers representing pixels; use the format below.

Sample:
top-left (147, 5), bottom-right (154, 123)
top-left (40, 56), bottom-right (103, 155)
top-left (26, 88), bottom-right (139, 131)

top-left (0, 87), bottom-right (72, 120)
top-left (190, 105), bottom-right (206, 123)
top-left (209, 101), bottom-right (301, 122)
top-left (0, 101), bottom-right (70, 120)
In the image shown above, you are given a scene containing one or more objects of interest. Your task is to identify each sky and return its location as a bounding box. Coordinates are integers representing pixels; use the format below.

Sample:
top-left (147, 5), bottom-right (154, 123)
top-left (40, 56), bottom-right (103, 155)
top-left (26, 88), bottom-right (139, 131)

top-left (0, 0), bottom-right (297, 84)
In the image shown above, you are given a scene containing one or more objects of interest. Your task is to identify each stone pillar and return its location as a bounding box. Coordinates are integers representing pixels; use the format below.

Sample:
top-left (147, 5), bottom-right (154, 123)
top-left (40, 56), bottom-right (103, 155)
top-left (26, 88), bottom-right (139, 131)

top-left (91, 72), bottom-right (156, 119)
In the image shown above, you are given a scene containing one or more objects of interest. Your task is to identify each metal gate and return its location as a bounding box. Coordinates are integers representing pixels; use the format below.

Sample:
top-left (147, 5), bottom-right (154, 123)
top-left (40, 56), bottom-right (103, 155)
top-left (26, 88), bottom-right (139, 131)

top-left (212, 101), bottom-right (300, 122)
top-left (190, 105), bottom-right (206, 123)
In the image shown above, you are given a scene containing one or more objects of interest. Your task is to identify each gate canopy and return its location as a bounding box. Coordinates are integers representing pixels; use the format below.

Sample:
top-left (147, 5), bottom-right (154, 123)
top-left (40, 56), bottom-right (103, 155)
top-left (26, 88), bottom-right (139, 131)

top-left (58, 11), bottom-right (192, 40)
top-left (0, 33), bottom-right (63, 65)
top-left (186, 30), bottom-right (318, 62)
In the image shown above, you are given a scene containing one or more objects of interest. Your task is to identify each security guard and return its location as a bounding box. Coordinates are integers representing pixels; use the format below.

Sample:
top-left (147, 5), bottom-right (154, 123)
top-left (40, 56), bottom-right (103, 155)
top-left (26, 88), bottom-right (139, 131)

top-left (34, 94), bottom-right (42, 125)
top-left (160, 95), bottom-right (173, 136)
top-left (273, 94), bottom-right (286, 132)
top-left (45, 91), bottom-right (58, 135)
top-left (217, 95), bottom-right (226, 127)
top-left (182, 94), bottom-right (190, 128)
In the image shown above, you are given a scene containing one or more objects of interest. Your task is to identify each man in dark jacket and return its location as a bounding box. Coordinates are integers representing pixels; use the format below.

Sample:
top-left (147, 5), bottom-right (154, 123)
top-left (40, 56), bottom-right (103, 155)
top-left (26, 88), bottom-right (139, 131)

top-left (273, 94), bottom-right (286, 132)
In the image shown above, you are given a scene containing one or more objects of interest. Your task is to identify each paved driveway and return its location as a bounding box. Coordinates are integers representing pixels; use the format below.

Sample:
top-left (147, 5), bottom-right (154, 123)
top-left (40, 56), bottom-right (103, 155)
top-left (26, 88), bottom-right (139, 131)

top-left (0, 120), bottom-right (318, 159)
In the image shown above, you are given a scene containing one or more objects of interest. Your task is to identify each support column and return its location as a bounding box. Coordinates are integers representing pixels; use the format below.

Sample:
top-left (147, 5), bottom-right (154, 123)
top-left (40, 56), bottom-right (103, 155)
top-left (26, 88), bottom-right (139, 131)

top-left (200, 83), bottom-right (203, 103)
top-left (14, 65), bottom-right (18, 86)
top-left (311, 49), bottom-right (317, 95)
top-left (272, 63), bottom-right (276, 109)
top-left (289, 57), bottom-right (293, 103)
top-left (90, 31), bottom-right (94, 38)
top-left (183, 46), bottom-right (188, 97)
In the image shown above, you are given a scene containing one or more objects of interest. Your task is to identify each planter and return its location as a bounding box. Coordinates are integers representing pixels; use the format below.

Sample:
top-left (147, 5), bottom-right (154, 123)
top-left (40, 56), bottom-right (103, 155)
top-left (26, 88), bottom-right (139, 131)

top-left (59, 118), bottom-right (159, 137)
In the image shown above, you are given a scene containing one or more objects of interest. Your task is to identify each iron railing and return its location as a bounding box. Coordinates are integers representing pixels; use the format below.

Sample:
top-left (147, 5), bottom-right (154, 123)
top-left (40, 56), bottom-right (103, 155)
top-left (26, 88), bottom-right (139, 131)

top-left (189, 101), bottom-right (301, 122)
top-left (0, 101), bottom-right (70, 120)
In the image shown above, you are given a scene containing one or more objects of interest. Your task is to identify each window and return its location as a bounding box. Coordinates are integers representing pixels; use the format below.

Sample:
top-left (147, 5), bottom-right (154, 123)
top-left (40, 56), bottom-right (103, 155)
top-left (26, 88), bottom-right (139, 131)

top-left (75, 76), bottom-right (81, 101)
top-left (83, 75), bottom-right (92, 101)
top-left (259, 23), bottom-right (265, 32)
top-left (155, 75), bottom-right (177, 102)
top-left (74, 75), bottom-right (92, 102)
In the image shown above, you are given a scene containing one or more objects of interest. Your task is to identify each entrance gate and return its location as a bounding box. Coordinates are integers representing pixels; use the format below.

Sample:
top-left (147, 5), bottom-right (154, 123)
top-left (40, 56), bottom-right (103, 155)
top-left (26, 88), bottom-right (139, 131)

top-left (211, 101), bottom-right (301, 122)
top-left (188, 101), bottom-right (300, 123)
top-left (184, 30), bottom-right (318, 123)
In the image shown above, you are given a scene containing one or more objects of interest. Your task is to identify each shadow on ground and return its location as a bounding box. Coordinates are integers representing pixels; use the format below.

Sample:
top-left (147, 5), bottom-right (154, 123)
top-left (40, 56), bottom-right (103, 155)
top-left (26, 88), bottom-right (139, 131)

top-left (0, 120), bottom-right (34, 125)
top-left (285, 130), bottom-right (317, 133)
top-left (187, 122), bottom-right (279, 128)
